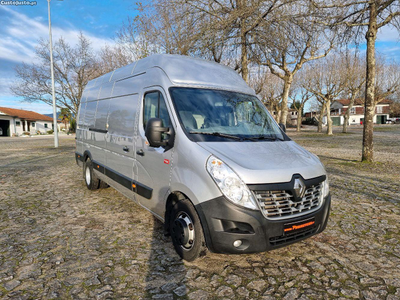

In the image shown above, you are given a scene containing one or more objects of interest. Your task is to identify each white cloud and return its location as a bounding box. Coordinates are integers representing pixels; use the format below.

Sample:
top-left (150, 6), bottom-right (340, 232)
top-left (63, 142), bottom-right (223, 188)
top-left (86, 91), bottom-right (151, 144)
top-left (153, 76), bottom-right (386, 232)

top-left (377, 26), bottom-right (400, 42)
top-left (0, 6), bottom-right (114, 65)
top-left (0, 6), bottom-right (116, 112)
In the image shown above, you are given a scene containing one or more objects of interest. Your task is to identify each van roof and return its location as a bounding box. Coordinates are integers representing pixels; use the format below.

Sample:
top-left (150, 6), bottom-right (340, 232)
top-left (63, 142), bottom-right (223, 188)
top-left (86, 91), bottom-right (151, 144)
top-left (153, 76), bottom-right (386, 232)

top-left (86, 54), bottom-right (255, 95)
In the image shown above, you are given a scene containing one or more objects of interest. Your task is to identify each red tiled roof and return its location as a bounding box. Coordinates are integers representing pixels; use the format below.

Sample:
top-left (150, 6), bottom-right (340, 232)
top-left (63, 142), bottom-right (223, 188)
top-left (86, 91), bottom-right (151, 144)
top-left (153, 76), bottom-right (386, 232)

top-left (0, 107), bottom-right (54, 122)
top-left (334, 99), bottom-right (392, 106)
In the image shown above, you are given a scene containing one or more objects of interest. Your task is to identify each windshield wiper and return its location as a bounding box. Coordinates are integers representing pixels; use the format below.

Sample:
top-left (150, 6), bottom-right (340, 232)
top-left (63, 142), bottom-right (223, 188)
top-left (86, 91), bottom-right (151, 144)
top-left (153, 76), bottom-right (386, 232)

top-left (189, 132), bottom-right (284, 142)
top-left (189, 131), bottom-right (242, 141)
top-left (242, 135), bottom-right (284, 142)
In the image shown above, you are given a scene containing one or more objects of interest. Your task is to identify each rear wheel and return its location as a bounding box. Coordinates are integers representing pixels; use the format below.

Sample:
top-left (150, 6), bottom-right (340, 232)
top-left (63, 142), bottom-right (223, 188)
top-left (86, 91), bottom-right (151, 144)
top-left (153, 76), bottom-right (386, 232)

top-left (169, 198), bottom-right (206, 261)
top-left (99, 181), bottom-right (109, 189)
top-left (83, 158), bottom-right (100, 190)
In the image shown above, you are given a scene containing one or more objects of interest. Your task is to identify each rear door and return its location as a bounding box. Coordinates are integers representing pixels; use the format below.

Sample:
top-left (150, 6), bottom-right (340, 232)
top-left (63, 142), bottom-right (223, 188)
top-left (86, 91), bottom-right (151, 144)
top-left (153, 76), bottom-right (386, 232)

top-left (135, 88), bottom-right (175, 218)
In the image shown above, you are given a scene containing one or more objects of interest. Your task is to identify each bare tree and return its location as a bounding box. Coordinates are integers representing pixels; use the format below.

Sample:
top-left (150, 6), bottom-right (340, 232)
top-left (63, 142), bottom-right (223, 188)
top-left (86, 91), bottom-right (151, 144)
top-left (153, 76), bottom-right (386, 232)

top-left (375, 59), bottom-right (400, 104)
top-left (182, 0), bottom-right (297, 83)
top-left (251, 69), bottom-right (284, 120)
top-left (97, 44), bottom-right (136, 75)
top-left (117, 0), bottom-right (212, 58)
top-left (316, 99), bottom-right (327, 133)
top-left (290, 77), bottom-right (313, 131)
top-left (312, 0), bottom-right (400, 161)
top-left (341, 51), bottom-right (366, 133)
top-left (250, 2), bottom-right (336, 125)
top-left (303, 54), bottom-right (346, 135)
top-left (390, 101), bottom-right (400, 117)
top-left (116, 15), bottom-right (158, 59)
top-left (11, 33), bottom-right (98, 116)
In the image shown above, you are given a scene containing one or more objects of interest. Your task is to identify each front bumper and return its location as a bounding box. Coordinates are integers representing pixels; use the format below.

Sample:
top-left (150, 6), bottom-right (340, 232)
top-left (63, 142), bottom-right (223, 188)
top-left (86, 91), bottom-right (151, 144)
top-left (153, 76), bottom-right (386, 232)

top-left (195, 194), bottom-right (331, 254)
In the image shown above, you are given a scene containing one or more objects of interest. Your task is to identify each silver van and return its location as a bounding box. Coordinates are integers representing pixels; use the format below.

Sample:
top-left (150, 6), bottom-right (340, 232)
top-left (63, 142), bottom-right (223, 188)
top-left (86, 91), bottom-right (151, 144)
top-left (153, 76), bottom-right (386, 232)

top-left (75, 54), bottom-right (330, 261)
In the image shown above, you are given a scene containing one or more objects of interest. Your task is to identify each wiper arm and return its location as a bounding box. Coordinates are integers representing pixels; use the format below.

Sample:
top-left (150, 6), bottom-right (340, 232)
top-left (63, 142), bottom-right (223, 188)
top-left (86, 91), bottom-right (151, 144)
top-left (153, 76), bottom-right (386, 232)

top-left (242, 135), bottom-right (284, 141)
top-left (189, 131), bottom-right (242, 140)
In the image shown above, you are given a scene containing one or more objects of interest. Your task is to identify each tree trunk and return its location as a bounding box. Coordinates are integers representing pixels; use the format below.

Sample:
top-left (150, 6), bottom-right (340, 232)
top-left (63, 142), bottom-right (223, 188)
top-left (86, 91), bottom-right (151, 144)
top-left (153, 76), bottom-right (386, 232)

top-left (241, 34), bottom-right (249, 83)
top-left (362, 3), bottom-right (377, 162)
top-left (317, 103), bottom-right (325, 133)
top-left (280, 76), bottom-right (292, 127)
top-left (343, 96), bottom-right (356, 133)
top-left (276, 105), bottom-right (282, 123)
top-left (239, 0), bottom-right (249, 84)
top-left (343, 110), bottom-right (350, 133)
top-left (296, 105), bottom-right (303, 132)
top-left (326, 97), bottom-right (333, 135)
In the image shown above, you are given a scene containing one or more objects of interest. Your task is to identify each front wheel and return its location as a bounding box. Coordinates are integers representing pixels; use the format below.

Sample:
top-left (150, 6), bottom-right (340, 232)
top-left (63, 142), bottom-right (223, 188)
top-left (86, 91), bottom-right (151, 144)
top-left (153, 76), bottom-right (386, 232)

top-left (169, 198), bottom-right (206, 261)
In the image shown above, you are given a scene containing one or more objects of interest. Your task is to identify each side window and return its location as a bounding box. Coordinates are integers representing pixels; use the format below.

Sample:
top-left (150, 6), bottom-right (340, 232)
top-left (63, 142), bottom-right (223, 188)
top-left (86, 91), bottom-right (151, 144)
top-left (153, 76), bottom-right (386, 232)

top-left (159, 95), bottom-right (171, 128)
top-left (143, 92), bottom-right (158, 128)
top-left (143, 91), bottom-right (171, 129)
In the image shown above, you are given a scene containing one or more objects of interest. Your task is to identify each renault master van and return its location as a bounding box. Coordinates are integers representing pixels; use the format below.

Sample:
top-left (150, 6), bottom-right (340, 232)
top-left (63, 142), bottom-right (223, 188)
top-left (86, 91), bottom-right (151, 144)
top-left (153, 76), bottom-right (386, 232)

top-left (75, 54), bottom-right (330, 261)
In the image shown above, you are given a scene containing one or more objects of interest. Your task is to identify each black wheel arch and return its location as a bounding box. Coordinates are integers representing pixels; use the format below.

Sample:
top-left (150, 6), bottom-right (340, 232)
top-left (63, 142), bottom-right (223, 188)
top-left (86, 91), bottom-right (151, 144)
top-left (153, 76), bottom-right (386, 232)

top-left (83, 150), bottom-right (93, 162)
top-left (164, 191), bottom-right (210, 251)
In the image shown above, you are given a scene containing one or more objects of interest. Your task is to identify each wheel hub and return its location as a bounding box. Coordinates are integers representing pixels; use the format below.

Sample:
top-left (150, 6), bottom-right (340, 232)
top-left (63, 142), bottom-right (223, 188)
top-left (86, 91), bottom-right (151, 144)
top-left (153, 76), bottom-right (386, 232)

top-left (85, 165), bottom-right (91, 185)
top-left (172, 212), bottom-right (195, 250)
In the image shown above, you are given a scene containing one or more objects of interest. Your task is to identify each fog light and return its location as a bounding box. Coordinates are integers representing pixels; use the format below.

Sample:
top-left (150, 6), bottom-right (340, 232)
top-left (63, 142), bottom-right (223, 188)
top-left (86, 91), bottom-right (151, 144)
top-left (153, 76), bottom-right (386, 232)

top-left (233, 240), bottom-right (242, 248)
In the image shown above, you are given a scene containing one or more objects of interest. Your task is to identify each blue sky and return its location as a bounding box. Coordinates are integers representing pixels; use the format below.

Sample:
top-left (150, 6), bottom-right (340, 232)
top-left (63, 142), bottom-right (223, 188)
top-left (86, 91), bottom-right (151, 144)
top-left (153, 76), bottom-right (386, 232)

top-left (0, 1), bottom-right (399, 114)
top-left (0, 0), bottom-right (137, 114)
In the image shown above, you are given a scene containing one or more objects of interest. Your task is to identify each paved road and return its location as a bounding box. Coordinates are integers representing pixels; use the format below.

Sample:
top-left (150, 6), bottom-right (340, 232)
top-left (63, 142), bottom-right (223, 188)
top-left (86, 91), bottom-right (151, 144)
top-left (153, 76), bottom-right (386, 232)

top-left (0, 132), bottom-right (399, 299)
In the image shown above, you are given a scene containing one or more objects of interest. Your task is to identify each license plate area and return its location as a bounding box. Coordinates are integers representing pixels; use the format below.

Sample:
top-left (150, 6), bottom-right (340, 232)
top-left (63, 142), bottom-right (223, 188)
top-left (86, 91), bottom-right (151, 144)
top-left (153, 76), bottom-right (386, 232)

top-left (283, 217), bottom-right (315, 235)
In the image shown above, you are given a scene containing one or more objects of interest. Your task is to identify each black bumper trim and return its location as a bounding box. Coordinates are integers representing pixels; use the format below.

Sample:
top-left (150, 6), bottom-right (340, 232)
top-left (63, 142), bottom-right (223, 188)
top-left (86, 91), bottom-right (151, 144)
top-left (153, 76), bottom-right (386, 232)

top-left (195, 194), bottom-right (330, 254)
top-left (93, 160), bottom-right (153, 199)
top-left (75, 152), bottom-right (84, 164)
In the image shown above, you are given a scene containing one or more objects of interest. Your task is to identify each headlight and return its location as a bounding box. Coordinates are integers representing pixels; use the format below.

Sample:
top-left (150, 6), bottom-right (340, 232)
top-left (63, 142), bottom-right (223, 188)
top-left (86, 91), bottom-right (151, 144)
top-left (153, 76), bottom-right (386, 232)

top-left (206, 156), bottom-right (258, 210)
top-left (322, 177), bottom-right (330, 198)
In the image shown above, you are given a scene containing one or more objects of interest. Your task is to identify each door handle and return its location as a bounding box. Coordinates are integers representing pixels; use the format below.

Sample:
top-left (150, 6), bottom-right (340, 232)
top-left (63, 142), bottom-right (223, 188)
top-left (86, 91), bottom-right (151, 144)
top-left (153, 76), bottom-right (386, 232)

top-left (136, 149), bottom-right (145, 156)
top-left (123, 146), bottom-right (129, 152)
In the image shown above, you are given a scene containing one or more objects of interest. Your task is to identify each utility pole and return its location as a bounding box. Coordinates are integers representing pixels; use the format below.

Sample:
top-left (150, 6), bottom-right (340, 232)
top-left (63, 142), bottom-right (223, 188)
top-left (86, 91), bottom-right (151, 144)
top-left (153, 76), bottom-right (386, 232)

top-left (47, 0), bottom-right (59, 148)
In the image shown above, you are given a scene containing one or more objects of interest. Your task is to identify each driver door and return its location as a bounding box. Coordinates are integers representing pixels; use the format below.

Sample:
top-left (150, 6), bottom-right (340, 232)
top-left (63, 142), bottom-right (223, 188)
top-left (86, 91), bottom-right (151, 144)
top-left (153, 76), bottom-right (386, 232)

top-left (135, 88), bottom-right (175, 219)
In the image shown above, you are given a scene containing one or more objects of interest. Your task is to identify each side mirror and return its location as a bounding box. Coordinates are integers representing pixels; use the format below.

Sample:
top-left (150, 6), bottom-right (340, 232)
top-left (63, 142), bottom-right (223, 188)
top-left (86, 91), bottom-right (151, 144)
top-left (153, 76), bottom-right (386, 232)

top-left (279, 123), bottom-right (286, 133)
top-left (145, 118), bottom-right (174, 148)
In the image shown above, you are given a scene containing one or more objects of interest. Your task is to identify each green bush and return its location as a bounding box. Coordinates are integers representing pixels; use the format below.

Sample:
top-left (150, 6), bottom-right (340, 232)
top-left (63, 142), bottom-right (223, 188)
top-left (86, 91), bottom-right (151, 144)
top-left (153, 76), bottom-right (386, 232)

top-left (47, 129), bottom-right (54, 134)
top-left (69, 118), bottom-right (76, 133)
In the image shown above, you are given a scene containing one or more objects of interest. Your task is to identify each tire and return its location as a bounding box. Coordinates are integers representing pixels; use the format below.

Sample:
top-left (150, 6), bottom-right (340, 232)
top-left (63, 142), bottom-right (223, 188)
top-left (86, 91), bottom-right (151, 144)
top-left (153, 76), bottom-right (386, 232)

top-left (83, 157), bottom-right (100, 190)
top-left (99, 181), bottom-right (109, 189)
top-left (169, 198), bottom-right (206, 261)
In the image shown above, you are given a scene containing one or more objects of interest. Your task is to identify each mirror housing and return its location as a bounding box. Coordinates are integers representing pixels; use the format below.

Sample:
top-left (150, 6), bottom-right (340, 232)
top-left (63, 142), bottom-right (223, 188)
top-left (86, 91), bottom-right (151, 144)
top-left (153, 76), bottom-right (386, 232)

top-left (145, 118), bottom-right (174, 148)
top-left (279, 123), bottom-right (286, 133)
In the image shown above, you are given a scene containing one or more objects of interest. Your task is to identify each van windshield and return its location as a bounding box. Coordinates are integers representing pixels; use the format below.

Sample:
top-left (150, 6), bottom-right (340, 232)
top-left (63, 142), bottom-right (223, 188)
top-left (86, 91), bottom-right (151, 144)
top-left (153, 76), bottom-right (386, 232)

top-left (169, 87), bottom-right (287, 142)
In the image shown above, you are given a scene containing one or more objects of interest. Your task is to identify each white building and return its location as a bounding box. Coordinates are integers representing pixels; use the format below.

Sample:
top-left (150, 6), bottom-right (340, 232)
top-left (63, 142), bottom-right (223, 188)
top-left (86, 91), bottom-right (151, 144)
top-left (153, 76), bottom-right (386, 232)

top-left (323, 99), bottom-right (391, 126)
top-left (0, 107), bottom-right (56, 137)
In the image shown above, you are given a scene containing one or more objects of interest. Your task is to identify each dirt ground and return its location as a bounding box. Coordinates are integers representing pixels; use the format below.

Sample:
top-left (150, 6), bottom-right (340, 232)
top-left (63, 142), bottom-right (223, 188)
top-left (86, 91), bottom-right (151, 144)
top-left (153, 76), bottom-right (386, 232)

top-left (0, 125), bottom-right (399, 299)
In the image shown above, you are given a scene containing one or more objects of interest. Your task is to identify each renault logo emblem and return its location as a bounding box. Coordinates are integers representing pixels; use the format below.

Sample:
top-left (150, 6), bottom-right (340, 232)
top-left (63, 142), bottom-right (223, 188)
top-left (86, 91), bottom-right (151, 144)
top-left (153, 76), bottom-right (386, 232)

top-left (294, 178), bottom-right (306, 198)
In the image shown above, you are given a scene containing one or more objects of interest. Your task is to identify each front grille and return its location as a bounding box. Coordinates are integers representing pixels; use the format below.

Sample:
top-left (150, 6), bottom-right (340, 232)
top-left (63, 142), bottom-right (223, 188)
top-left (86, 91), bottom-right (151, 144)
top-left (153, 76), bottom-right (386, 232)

top-left (254, 183), bottom-right (323, 220)
top-left (269, 226), bottom-right (318, 246)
